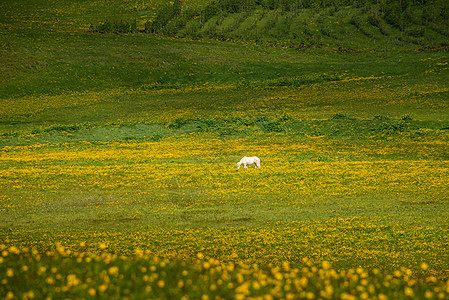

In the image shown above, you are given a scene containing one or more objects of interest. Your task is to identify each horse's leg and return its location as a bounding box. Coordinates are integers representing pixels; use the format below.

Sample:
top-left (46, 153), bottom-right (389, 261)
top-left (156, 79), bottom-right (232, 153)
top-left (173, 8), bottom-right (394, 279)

top-left (244, 164), bottom-right (248, 168)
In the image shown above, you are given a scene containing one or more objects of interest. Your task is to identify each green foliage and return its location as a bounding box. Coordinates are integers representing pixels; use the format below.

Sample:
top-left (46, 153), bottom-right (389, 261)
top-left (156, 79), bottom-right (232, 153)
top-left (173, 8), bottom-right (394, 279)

top-left (30, 125), bottom-right (82, 135)
top-left (331, 113), bottom-right (347, 120)
top-left (90, 19), bottom-right (138, 34)
top-left (141, 0), bottom-right (449, 48)
top-left (147, 0), bottom-right (182, 33)
top-left (254, 116), bottom-right (285, 133)
top-left (3, 114), bottom-right (448, 147)
top-left (405, 25), bottom-right (426, 38)
top-left (167, 116), bottom-right (286, 136)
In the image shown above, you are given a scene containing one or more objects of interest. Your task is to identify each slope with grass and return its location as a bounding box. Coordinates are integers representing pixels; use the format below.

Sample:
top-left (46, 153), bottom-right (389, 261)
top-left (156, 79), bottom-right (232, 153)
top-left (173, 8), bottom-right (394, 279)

top-left (151, 0), bottom-right (449, 49)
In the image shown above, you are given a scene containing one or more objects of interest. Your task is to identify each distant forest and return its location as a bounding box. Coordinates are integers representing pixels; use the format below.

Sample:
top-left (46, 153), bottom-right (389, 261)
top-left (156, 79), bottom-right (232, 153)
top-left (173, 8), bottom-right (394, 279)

top-left (91, 0), bottom-right (449, 47)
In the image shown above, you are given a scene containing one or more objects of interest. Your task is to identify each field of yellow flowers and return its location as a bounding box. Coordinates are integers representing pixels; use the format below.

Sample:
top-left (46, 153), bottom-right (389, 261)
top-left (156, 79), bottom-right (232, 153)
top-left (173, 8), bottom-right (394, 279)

top-left (1, 129), bottom-right (449, 298)
top-left (2, 65), bottom-right (449, 299)
top-left (1, 1), bottom-right (449, 298)
top-left (2, 244), bottom-right (449, 300)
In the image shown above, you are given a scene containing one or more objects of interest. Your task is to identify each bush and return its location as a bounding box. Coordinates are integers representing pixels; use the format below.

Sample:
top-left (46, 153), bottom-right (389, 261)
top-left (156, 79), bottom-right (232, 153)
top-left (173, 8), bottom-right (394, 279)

top-left (380, 120), bottom-right (407, 134)
top-left (92, 20), bottom-right (137, 34)
top-left (401, 114), bottom-right (413, 121)
top-left (31, 125), bottom-right (81, 135)
top-left (148, 0), bottom-right (182, 33)
top-left (168, 117), bottom-right (189, 129)
top-left (350, 14), bottom-right (362, 28)
top-left (405, 25), bottom-right (425, 38)
top-left (332, 113), bottom-right (347, 120)
top-left (255, 117), bottom-right (286, 133)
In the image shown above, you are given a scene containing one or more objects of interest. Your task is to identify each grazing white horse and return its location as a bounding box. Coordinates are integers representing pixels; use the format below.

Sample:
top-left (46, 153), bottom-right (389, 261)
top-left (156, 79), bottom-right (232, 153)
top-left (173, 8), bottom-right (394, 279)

top-left (237, 156), bottom-right (261, 169)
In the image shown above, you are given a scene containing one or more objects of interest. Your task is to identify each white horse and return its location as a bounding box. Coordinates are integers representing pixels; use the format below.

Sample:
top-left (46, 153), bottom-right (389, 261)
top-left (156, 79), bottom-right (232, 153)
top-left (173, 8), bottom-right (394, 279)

top-left (237, 156), bottom-right (261, 169)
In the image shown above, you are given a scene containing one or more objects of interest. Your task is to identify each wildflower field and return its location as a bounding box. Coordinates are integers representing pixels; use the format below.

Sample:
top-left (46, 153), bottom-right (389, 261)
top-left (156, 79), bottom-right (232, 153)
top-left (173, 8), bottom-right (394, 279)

top-left (1, 0), bottom-right (449, 299)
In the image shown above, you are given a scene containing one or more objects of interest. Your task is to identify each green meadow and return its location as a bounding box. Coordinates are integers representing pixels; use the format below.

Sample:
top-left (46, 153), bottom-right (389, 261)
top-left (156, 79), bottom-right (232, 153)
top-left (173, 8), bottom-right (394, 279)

top-left (1, 0), bottom-right (449, 299)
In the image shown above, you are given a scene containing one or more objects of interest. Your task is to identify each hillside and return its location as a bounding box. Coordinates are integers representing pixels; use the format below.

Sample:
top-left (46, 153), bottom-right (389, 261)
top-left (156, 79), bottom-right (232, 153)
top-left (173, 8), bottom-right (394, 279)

top-left (1, 1), bottom-right (449, 140)
top-left (150, 0), bottom-right (449, 49)
top-left (142, 0), bottom-right (449, 48)
top-left (2, 0), bottom-right (447, 49)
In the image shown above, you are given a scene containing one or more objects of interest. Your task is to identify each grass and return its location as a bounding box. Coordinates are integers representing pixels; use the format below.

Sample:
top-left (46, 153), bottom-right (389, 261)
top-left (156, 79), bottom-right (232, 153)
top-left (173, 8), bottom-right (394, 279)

top-left (2, 135), bottom-right (448, 270)
top-left (1, 0), bottom-right (449, 298)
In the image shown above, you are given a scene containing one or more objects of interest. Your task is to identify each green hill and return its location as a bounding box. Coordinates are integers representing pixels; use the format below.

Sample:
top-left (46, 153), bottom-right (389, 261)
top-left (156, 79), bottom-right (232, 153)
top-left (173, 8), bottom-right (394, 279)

top-left (1, 0), bottom-right (448, 138)
top-left (4, 0), bottom-right (446, 49)
top-left (147, 0), bottom-right (449, 48)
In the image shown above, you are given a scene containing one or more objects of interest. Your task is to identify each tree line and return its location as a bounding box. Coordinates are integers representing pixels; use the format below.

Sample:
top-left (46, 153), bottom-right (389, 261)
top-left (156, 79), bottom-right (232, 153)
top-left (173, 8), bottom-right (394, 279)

top-left (90, 0), bottom-right (449, 39)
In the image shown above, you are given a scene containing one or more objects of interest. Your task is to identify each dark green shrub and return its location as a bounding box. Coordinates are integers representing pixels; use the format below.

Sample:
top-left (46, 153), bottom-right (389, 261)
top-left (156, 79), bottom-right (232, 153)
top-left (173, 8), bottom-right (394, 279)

top-left (405, 25), bottom-right (425, 38)
top-left (374, 115), bottom-right (390, 122)
top-left (380, 120), bottom-right (407, 134)
top-left (148, 0), bottom-right (182, 33)
top-left (401, 114), bottom-right (413, 121)
top-left (350, 15), bottom-right (362, 28)
top-left (255, 117), bottom-right (285, 133)
top-left (93, 20), bottom-right (137, 33)
top-left (264, 120), bottom-right (285, 132)
top-left (168, 118), bottom-right (189, 129)
top-left (332, 113), bottom-right (347, 120)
